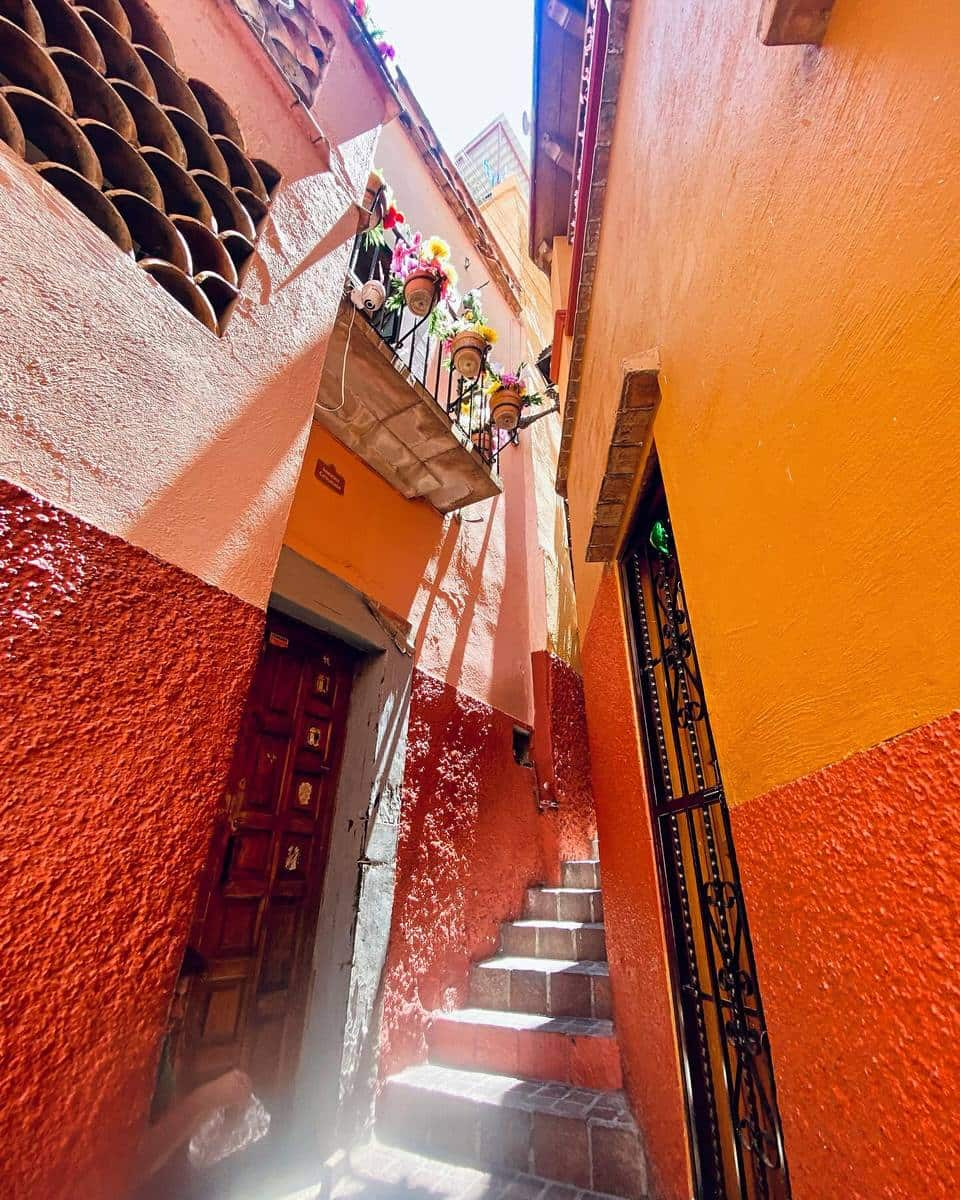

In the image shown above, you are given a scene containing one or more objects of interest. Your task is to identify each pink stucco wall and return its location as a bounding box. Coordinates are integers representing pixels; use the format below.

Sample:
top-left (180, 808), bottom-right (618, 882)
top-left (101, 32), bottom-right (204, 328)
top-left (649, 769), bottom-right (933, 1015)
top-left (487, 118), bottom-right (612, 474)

top-left (0, 0), bottom-right (391, 610)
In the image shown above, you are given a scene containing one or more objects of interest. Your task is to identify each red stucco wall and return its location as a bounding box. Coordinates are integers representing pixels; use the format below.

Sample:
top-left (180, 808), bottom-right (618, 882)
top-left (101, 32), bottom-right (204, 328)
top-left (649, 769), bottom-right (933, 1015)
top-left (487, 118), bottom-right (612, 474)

top-left (580, 568), bottom-right (691, 1200)
top-left (0, 483), bottom-right (262, 1200)
top-left (735, 711), bottom-right (960, 1200)
top-left (532, 650), bottom-right (597, 883)
top-left (380, 671), bottom-right (551, 1076)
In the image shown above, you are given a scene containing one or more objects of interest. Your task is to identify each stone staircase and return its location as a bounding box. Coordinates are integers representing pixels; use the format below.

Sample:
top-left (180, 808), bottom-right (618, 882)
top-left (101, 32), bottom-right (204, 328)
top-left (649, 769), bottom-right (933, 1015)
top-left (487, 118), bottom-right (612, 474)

top-left (377, 859), bottom-right (648, 1199)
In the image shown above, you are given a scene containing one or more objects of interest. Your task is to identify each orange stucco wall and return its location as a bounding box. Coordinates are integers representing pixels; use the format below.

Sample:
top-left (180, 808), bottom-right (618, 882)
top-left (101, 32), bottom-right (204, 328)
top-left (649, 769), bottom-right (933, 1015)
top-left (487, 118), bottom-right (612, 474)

top-left (734, 710), bottom-right (960, 1200)
top-left (285, 423), bottom-right (537, 723)
top-left (566, 0), bottom-right (960, 804)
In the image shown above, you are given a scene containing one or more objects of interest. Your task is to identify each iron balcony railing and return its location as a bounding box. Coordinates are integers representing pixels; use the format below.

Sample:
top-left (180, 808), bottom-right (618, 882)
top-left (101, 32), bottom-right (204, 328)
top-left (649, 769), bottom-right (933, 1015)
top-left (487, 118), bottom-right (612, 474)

top-left (348, 229), bottom-right (518, 475)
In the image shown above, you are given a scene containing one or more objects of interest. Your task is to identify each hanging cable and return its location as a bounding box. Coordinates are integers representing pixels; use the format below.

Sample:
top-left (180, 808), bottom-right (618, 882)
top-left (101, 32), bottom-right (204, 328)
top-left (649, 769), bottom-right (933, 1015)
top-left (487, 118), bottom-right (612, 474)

top-left (316, 301), bottom-right (357, 415)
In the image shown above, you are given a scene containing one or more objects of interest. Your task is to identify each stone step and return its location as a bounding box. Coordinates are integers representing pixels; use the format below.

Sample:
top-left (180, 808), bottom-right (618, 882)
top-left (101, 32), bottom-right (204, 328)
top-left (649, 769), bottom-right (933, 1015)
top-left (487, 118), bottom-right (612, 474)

top-left (562, 860), bottom-right (601, 889)
top-left (378, 1064), bottom-right (646, 1199)
top-left (525, 886), bottom-right (603, 924)
top-left (501, 919), bottom-right (606, 962)
top-left (429, 1008), bottom-right (622, 1090)
top-left (470, 957), bottom-right (612, 1019)
top-left (331, 1138), bottom-right (632, 1200)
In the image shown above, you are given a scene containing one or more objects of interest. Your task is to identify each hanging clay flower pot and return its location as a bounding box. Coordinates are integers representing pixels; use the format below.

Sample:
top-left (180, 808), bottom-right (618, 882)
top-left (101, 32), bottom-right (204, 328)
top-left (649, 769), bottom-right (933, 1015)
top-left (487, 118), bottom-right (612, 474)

top-left (403, 267), bottom-right (438, 317)
top-left (489, 386), bottom-right (523, 431)
top-left (471, 426), bottom-right (494, 459)
top-left (450, 329), bottom-right (487, 380)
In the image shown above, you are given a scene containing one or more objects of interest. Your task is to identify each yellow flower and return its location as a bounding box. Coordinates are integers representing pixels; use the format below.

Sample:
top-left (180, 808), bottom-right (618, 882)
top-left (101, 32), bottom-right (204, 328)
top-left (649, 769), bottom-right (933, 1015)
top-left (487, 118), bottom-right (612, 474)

top-left (476, 324), bottom-right (498, 345)
top-left (423, 235), bottom-right (451, 261)
top-left (443, 262), bottom-right (458, 288)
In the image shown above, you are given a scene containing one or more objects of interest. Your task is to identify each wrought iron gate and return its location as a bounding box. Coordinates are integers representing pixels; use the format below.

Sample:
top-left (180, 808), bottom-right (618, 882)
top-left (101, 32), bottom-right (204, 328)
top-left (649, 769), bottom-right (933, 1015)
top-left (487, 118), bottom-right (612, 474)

top-left (622, 480), bottom-right (791, 1200)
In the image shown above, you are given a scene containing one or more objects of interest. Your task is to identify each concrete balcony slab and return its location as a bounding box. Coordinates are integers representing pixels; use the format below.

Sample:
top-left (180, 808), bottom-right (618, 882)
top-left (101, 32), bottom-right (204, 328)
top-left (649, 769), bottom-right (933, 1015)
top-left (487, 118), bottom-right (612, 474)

top-left (314, 301), bottom-right (503, 514)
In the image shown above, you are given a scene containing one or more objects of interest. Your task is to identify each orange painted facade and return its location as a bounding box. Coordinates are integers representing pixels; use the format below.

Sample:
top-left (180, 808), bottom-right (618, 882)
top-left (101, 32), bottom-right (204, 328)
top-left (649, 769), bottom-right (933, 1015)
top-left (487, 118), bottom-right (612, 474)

top-left (535, 0), bottom-right (960, 1197)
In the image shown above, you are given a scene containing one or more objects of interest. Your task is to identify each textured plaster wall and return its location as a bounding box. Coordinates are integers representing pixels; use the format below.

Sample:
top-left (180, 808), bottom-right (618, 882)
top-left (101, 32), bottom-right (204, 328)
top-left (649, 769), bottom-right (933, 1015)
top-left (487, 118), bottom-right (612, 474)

top-left (0, 0), bottom-right (388, 610)
top-left (580, 568), bottom-right (690, 1200)
top-left (734, 710), bottom-right (960, 1200)
top-left (285, 425), bottom-right (536, 724)
top-left (380, 670), bottom-right (549, 1075)
top-left (564, 0), bottom-right (960, 803)
top-left (532, 650), bottom-right (596, 882)
top-left (0, 482), bottom-right (263, 1200)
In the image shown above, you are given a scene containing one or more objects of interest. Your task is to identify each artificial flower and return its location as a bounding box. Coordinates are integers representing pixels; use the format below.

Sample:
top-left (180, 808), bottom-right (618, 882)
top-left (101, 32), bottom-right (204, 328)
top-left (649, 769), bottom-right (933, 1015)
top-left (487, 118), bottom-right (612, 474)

top-left (476, 324), bottom-right (498, 345)
top-left (423, 236), bottom-right (451, 262)
top-left (377, 41), bottom-right (396, 60)
top-left (353, 0), bottom-right (366, 13)
top-left (391, 231), bottom-right (421, 276)
top-left (383, 206), bottom-right (404, 230)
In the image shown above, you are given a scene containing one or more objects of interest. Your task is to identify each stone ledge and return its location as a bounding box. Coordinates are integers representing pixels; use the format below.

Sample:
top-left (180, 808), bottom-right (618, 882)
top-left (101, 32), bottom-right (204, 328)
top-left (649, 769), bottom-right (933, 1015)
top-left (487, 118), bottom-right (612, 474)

top-left (314, 301), bottom-right (502, 515)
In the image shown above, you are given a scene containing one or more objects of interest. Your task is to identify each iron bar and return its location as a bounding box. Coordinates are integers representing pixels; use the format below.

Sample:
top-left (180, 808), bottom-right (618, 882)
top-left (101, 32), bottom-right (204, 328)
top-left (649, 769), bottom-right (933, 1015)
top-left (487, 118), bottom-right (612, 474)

top-left (622, 482), bottom-right (792, 1200)
top-left (347, 230), bottom-right (505, 473)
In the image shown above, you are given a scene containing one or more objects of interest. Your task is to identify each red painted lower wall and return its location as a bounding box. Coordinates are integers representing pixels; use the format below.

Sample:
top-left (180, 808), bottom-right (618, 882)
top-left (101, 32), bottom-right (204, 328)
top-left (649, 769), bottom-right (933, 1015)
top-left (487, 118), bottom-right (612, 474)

top-left (0, 482), bottom-right (263, 1200)
top-left (735, 711), bottom-right (960, 1200)
top-left (380, 671), bottom-right (553, 1077)
top-left (580, 568), bottom-right (691, 1200)
top-left (532, 649), bottom-right (597, 883)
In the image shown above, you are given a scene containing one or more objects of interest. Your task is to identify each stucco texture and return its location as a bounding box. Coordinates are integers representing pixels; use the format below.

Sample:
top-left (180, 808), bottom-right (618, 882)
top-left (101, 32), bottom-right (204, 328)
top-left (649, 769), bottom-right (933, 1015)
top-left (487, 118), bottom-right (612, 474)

top-left (734, 710), bottom-right (960, 1200)
top-left (285, 426), bottom-right (537, 724)
top-left (532, 650), bottom-right (596, 881)
top-left (0, 0), bottom-right (386, 611)
top-left (580, 569), bottom-right (690, 1200)
top-left (0, 483), bottom-right (262, 1199)
top-left (562, 0), bottom-right (960, 806)
top-left (380, 671), bottom-right (550, 1076)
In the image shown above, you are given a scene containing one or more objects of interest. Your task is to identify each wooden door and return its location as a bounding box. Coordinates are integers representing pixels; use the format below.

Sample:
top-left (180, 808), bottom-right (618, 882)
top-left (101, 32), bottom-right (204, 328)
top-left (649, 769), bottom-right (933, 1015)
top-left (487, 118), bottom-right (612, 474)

top-left (181, 612), bottom-right (356, 1110)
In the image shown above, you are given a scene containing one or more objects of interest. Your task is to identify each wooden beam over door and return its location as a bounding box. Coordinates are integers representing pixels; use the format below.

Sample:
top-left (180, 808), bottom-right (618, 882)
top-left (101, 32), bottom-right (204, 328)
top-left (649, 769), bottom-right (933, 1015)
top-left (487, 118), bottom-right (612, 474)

top-left (758, 0), bottom-right (836, 45)
top-left (585, 352), bottom-right (660, 563)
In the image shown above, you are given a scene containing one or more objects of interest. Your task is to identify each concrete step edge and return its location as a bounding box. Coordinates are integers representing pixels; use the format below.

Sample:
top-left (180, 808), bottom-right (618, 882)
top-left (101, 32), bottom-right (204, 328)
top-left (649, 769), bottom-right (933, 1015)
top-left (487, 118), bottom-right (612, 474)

top-left (384, 1063), bottom-right (636, 1127)
top-left (431, 1007), bottom-right (616, 1037)
top-left (474, 956), bottom-right (610, 977)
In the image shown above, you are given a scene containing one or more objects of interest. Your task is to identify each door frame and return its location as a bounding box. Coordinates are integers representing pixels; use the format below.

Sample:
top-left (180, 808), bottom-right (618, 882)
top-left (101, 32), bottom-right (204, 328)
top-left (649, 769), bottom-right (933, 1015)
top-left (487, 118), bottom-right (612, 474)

top-left (618, 454), bottom-right (791, 1200)
top-left (268, 548), bottom-right (414, 1152)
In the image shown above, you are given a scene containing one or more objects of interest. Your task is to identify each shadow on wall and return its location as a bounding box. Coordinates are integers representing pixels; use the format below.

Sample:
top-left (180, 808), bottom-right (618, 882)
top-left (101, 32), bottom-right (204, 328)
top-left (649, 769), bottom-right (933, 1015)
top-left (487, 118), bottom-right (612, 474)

top-left (123, 339), bottom-right (340, 605)
top-left (418, 497), bottom-right (499, 696)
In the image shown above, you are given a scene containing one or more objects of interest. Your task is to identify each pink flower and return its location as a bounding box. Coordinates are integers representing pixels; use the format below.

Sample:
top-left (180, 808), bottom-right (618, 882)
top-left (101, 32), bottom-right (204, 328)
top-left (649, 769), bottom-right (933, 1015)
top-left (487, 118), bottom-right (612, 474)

top-left (390, 232), bottom-right (421, 279)
top-left (377, 41), bottom-right (396, 60)
top-left (353, 0), bottom-right (366, 15)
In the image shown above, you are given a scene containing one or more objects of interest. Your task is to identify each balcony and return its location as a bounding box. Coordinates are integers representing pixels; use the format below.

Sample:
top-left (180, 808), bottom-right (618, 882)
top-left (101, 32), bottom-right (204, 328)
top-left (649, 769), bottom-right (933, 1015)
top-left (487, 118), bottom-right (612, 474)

top-left (312, 233), bottom-right (515, 515)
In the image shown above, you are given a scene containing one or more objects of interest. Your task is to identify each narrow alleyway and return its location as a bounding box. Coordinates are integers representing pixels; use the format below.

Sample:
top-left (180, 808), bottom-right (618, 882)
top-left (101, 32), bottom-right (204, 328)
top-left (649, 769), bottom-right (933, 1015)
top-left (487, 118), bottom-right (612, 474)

top-left (3, 0), bottom-right (959, 1197)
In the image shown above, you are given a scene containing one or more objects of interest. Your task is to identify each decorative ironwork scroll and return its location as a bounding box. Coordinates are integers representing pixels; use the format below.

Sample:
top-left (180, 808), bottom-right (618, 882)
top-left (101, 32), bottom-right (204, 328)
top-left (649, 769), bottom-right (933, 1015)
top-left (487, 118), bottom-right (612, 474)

top-left (623, 493), bottom-right (791, 1200)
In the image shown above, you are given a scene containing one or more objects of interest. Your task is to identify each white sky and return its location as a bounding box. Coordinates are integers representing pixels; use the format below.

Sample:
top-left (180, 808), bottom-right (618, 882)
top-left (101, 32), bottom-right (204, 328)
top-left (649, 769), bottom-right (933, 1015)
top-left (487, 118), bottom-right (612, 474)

top-left (371, 0), bottom-right (535, 156)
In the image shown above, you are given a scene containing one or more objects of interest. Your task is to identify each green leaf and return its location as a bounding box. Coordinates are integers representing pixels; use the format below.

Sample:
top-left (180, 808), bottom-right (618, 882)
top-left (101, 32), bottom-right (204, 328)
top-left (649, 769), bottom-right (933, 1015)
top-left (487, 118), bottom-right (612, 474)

top-left (649, 520), bottom-right (671, 557)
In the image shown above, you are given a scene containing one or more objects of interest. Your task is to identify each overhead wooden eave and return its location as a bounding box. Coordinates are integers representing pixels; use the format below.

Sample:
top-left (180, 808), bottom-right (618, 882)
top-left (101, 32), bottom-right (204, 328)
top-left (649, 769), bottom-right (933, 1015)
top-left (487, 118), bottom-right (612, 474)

top-left (529, 0), bottom-right (586, 271)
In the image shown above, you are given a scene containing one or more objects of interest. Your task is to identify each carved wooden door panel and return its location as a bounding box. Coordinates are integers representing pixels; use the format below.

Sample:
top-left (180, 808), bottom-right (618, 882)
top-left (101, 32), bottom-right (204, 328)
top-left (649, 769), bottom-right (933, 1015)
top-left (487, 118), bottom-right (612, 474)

top-left (181, 612), bottom-right (355, 1109)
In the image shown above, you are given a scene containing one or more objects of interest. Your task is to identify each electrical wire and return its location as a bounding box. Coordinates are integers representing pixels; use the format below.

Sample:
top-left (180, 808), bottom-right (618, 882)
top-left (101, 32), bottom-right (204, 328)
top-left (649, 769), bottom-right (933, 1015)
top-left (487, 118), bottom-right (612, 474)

top-left (316, 299), bottom-right (357, 414)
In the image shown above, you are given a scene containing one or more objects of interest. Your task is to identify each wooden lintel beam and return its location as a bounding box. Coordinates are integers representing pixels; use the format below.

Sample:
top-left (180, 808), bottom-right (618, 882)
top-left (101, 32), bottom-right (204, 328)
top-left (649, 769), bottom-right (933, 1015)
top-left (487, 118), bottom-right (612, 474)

top-left (758, 0), bottom-right (836, 46)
